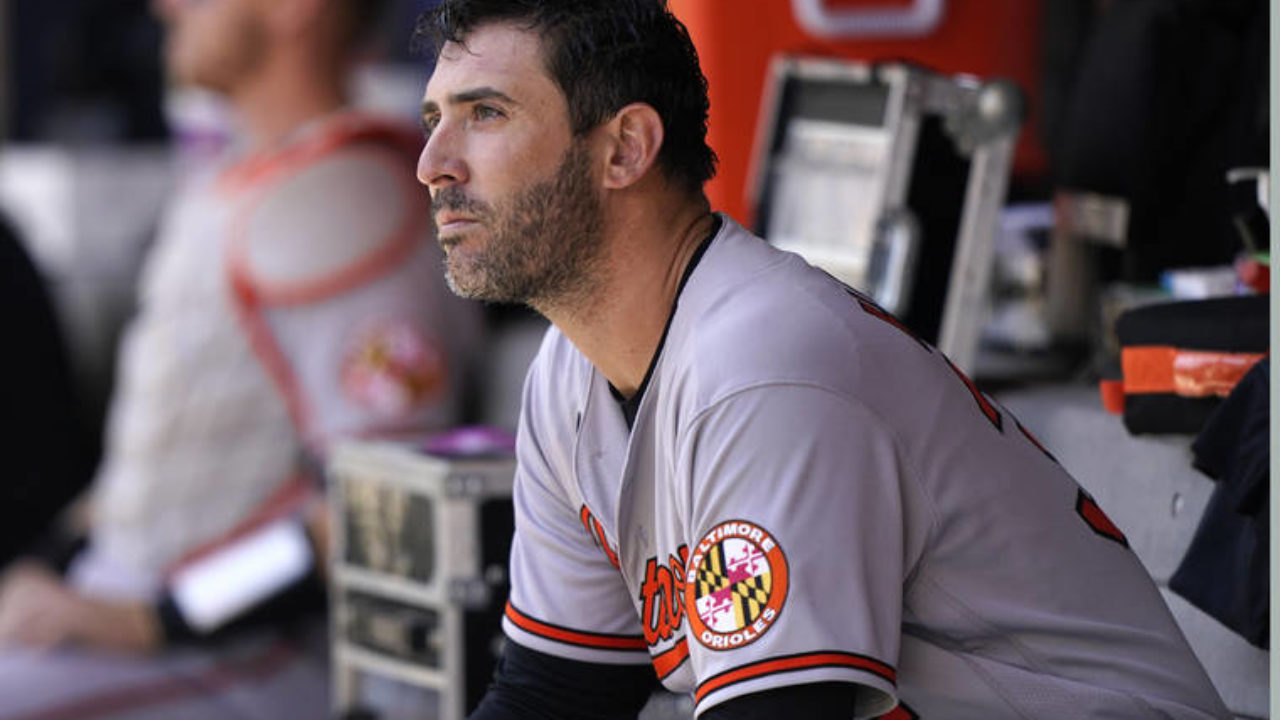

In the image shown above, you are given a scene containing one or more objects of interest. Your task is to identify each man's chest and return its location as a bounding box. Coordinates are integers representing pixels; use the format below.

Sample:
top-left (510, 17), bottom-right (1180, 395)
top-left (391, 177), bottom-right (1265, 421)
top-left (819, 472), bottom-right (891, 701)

top-left (568, 375), bottom-right (698, 690)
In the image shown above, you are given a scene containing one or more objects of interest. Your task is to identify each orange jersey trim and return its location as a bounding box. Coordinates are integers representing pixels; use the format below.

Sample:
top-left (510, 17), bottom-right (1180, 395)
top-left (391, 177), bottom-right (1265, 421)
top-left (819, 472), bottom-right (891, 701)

top-left (504, 602), bottom-right (648, 651)
top-left (216, 115), bottom-right (422, 193)
top-left (651, 638), bottom-right (690, 680)
top-left (1122, 346), bottom-right (1265, 397)
top-left (579, 505), bottom-right (622, 569)
top-left (694, 650), bottom-right (896, 706)
top-left (227, 264), bottom-right (313, 436)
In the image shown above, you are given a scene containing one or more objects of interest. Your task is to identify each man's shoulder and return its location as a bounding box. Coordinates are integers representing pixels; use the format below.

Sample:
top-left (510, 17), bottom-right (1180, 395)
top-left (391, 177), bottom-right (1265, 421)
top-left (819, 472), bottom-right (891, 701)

top-left (667, 222), bottom-right (868, 400)
top-left (517, 325), bottom-right (597, 440)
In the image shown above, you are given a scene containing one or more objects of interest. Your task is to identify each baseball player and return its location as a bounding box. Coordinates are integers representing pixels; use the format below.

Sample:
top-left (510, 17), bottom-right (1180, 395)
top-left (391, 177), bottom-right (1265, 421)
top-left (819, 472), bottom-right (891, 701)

top-left (0, 0), bottom-right (479, 717)
top-left (415, 1), bottom-right (1229, 719)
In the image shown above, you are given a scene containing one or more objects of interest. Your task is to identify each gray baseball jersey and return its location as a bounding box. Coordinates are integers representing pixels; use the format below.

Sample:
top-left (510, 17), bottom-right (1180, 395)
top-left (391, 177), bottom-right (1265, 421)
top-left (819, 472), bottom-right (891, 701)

top-left (503, 215), bottom-right (1228, 719)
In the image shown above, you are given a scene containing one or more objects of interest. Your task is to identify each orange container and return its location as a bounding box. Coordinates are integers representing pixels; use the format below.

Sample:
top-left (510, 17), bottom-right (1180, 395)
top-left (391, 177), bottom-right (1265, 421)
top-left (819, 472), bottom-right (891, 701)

top-left (669, 0), bottom-right (1046, 224)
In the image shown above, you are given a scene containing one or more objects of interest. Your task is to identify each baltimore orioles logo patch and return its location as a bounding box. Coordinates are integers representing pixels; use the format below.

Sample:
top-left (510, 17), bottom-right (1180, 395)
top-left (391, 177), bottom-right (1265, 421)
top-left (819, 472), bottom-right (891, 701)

top-left (685, 520), bottom-right (788, 651)
top-left (340, 320), bottom-right (445, 417)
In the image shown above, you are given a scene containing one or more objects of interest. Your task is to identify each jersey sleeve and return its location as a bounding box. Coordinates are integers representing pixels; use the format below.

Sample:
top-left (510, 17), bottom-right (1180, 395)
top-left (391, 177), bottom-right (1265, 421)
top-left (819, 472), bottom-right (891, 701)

top-left (677, 384), bottom-right (907, 718)
top-left (502, 335), bottom-right (651, 666)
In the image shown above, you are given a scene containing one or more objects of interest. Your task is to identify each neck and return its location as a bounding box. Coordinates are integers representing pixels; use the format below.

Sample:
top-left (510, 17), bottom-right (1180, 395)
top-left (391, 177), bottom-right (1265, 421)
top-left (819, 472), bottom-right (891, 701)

top-left (543, 193), bottom-right (715, 398)
top-left (229, 49), bottom-right (350, 149)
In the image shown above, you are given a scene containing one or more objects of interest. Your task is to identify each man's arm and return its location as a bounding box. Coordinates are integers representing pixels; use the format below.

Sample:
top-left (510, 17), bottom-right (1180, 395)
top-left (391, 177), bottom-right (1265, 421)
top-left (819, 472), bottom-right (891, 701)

top-left (468, 640), bottom-right (862, 720)
top-left (672, 384), bottom-right (906, 716)
top-left (0, 561), bottom-right (158, 652)
top-left (469, 640), bottom-right (657, 720)
top-left (0, 502), bottom-right (328, 653)
top-left (703, 683), bottom-right (861, 719)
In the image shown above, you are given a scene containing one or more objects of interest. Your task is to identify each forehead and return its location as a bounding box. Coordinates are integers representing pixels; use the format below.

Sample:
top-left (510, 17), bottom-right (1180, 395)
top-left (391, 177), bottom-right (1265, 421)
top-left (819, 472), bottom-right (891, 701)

top-left (426, 22), bottom-right (564, 108)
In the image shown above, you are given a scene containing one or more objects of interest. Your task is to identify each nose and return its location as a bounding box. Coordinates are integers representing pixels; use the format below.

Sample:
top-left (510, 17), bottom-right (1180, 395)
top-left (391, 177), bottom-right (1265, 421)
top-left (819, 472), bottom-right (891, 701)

top-left (416, 125), bottom-right (468, 193)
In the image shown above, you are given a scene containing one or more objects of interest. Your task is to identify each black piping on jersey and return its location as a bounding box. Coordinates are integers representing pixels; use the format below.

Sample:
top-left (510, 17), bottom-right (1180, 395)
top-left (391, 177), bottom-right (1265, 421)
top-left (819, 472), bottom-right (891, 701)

top-left (610, 213), bottom-right (722, 429)
top-left (505, 600), bottom-right (648, 651)
top-left (693, 649), bottom-right (897, 707)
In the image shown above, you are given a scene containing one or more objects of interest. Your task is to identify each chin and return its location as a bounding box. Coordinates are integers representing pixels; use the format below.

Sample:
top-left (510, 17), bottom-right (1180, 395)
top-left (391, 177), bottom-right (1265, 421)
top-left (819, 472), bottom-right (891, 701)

top-left (443, 254), bottom-right (481, 297)
top-left (444, 272), bottom-right (489, 301)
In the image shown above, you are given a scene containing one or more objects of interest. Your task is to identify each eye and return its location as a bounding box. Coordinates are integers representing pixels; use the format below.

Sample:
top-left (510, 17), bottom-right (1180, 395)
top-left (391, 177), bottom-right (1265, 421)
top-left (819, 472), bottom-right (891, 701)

top-left (472, 104), bottom-right (506, 123)
top-left (421, 113), bottom-right (440, 138)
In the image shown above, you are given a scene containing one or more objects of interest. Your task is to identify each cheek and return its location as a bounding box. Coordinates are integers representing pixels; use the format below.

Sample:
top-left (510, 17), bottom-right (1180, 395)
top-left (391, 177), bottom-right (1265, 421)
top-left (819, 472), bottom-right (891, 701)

top-left (483, 138), bottom-right (567, 193)
top-left (513, 133), bottom-right (569, 170)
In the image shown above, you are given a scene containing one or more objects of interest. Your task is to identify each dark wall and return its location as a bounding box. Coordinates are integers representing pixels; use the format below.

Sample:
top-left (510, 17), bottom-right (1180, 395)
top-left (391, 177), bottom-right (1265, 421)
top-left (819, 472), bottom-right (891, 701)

top-left (6, 0), bottom-right (168, 143)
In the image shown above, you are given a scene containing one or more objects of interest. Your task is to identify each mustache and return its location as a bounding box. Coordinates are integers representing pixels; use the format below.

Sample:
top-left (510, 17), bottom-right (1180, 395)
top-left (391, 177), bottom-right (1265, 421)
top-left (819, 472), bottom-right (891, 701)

top-left (432, 187), bottom-right (489, 220)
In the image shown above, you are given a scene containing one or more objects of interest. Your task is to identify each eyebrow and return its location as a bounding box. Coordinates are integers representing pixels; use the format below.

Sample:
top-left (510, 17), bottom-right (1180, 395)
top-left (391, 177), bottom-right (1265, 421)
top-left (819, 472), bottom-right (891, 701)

top-left (421, 87), bottom-right (517, 116)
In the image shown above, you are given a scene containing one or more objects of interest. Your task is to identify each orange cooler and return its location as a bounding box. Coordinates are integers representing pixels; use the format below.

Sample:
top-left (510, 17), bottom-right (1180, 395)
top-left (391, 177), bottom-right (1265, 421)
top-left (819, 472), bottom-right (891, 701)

top-left (668, 0), bottom-right (1046, 224)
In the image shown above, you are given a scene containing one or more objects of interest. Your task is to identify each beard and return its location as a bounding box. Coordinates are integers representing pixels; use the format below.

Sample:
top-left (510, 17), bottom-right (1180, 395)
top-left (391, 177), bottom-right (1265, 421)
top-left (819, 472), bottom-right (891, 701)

top-left (433, 140), bottom-right (605, 309)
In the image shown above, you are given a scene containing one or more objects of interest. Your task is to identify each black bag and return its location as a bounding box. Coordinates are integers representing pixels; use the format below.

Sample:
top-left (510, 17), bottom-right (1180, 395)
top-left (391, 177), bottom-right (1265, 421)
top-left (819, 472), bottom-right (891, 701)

top-left (1114, 296), bottom-right (1268, 434)
top-left (1169, 360), bottom-right (1269, 649)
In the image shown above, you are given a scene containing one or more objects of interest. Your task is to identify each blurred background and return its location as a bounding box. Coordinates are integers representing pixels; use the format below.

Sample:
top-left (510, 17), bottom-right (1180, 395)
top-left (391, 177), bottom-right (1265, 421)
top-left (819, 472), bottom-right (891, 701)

top-left (0, 0), bottom-right (452, 460)
top-left (2, 0), bottom-right (1268, 446)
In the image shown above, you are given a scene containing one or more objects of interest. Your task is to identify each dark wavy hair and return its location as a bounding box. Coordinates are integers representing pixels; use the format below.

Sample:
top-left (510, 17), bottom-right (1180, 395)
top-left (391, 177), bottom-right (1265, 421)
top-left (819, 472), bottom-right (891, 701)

top-left (416, 0), bottom-right (718, 192)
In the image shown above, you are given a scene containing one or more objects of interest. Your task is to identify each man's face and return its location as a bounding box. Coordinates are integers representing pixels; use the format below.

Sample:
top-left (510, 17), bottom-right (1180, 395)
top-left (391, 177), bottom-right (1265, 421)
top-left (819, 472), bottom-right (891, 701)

top-left (153, 0), bottom-right (267, 93)
top-left (417, 23), bottom-right (605, 307)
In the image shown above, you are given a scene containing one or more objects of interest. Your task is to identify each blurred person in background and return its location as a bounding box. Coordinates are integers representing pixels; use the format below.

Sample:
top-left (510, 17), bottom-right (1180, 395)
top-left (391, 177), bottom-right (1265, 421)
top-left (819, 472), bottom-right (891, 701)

top-left (0, 0), bottom-right (479, 717)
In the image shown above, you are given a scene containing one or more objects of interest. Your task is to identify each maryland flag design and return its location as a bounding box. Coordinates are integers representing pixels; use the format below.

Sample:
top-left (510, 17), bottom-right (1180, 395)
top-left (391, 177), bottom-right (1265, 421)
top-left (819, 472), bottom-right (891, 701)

top-left (686, 520), bottom-right (789, 651)
top-left (696, 541), bottom-right (772, 629)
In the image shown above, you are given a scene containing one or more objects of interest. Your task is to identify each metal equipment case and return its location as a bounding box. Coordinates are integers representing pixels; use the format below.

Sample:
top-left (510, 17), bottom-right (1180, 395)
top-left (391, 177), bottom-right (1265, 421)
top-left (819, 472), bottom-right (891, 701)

top-left (750, 58), bottom-right (1022, 372)
top-left (328, 438), bottom-right (516, 720)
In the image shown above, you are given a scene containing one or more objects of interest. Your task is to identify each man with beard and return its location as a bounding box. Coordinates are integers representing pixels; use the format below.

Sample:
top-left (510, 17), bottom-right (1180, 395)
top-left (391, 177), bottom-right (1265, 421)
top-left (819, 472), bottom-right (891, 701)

top-left (0, 0), bottom-right (479, 717)
top-left (415, 2), bottom-right (1229, 719)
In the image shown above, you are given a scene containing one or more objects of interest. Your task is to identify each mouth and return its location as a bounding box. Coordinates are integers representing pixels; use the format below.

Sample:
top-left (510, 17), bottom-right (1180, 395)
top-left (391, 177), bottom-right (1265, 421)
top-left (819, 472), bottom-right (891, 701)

top-left (434, 213), bottom-right (481, 236)
top-left (434, 217), bottom-right (483, 253)
top-left (437, 210), bottom-right (481, 226)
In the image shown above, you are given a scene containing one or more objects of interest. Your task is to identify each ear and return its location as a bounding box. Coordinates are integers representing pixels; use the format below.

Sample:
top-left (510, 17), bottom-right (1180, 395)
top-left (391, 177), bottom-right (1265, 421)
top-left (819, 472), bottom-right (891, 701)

top-left (600, 103), bottom-right (664, 190)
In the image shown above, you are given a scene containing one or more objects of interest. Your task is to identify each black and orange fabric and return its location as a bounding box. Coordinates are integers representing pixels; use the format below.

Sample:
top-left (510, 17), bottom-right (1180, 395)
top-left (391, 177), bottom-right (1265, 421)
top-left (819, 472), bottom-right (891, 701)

top-left (1114, 296), bottom-right (1268, 434)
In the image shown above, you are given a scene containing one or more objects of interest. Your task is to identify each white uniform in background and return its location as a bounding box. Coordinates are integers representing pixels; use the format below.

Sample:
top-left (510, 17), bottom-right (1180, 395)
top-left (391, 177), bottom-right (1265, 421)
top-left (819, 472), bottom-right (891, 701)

top-left (0, 112), bottom-right (480, 720)
top-left (502, 215), bottom-right (1229, 720)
